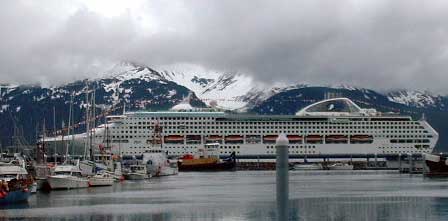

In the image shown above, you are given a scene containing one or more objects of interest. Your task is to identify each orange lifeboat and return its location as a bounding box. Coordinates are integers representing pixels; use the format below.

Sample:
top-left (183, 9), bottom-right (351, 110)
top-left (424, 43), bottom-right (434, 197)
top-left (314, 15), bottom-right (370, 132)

top-left (206, 135), bottom-right (223, 141)
top-left (287, 135), bottom-right (303, 143)
top-left (225, 135), bottom-right (244, 141)
top-left (263, 135), bottom-right (278, 143)
top-left (164, 135), bottom-right (184, 143)
top-left (350, 135), bottom-right (373, 143)
top-left (326, 135), bottom-right (348, 143)
top-left (305, 135), bottom-right (323, 143)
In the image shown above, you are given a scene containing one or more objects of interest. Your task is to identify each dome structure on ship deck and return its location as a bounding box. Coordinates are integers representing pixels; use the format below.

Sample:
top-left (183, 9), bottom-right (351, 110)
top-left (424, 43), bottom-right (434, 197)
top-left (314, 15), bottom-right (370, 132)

top-left (170, 102), bottom-right (194, 111)
top-left (296, 98), bottom-right (371, 116)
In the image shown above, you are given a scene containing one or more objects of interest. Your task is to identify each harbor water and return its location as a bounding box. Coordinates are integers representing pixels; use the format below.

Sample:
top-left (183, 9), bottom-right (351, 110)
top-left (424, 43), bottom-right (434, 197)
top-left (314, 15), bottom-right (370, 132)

top-left (2, 171), bottom-right (448, 220)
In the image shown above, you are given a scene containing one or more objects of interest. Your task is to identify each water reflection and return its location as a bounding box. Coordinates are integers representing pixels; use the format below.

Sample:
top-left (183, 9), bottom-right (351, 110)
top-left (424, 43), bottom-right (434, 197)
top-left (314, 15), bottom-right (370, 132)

top-left (1, 172), bottom-right (448, 220)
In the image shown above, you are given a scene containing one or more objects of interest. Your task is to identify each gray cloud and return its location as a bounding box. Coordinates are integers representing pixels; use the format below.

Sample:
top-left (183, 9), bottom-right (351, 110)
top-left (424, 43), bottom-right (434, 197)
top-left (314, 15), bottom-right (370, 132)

top-left (1, 0), bottom-right (448, 93)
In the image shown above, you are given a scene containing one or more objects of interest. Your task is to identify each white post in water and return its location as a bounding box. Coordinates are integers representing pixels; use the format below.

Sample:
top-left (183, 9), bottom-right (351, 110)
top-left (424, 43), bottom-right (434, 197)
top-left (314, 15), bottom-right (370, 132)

top-left (276, 133), bottom-right (289, 221)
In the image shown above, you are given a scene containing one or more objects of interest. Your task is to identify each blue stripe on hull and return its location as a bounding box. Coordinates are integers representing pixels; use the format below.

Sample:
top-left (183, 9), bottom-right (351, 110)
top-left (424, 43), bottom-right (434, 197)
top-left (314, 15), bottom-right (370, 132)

top-left (0, 190), bottom-right (31, 204)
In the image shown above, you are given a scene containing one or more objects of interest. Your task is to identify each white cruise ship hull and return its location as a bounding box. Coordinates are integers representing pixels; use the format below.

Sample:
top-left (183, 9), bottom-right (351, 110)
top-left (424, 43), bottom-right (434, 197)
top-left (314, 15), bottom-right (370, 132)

top-left (42, 98), bottom-right (439, 159)
top-left (47, 175), bottom-right (89, 190)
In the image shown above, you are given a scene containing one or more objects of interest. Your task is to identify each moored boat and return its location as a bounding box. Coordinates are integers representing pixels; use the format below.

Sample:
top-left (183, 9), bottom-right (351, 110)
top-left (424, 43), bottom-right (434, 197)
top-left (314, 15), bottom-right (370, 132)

top-left (0, 162), bottom-right (33, 204)
top-left (178, 143), bottom-right (236, 172)
top-left (327, 162), bottom-right (354, 170)
top-left (293, 163), bottom-right (323, 170)
top-left (143, 150), bottom-right (178, 177)
top-left (88, 172), bottom-right (114, 187)
top-left (423, 153), bottom-right (448, 177)
top-left (47, 162), bottom-right (89, 190)
top-left (123, 165), bottom-right (149, 180)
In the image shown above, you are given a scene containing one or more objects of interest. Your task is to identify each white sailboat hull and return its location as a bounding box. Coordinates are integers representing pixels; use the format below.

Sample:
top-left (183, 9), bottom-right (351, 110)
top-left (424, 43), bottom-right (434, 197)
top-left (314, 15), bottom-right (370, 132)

top-left (124, 173), bottom-right (148, 180)
top-left (47, 175), bottom-right (89, 189)
top-left (88, 177), bottom-right (114, 186)
top-left (293, 164), bottom-right (323, 170)
top-left (328, 164), bottom-right (354, 170)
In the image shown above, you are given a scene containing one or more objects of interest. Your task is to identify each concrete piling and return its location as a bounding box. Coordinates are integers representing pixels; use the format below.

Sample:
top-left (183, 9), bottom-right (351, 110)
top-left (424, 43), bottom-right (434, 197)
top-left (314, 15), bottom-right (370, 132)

top-left (276, 133), bottom-right (289, 221)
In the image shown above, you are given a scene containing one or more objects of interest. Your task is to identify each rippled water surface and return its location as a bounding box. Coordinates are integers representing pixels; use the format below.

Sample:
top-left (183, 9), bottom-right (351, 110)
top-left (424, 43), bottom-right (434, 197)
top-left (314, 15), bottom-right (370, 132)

top-left (2, 171), bottom-right (448, 220)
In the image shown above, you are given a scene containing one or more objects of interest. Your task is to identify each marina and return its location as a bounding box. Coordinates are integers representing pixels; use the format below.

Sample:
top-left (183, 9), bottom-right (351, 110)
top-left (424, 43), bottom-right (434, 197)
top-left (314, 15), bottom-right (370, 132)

top-left (0, 97), bottom-right (445, 220)
top-left (2, 171), bottom-right (448, 220)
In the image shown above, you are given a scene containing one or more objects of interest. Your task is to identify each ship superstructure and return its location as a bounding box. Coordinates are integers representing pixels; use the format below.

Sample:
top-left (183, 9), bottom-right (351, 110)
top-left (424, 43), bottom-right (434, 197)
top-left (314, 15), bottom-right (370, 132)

top-left (47, 98), bottom-right (439, 157)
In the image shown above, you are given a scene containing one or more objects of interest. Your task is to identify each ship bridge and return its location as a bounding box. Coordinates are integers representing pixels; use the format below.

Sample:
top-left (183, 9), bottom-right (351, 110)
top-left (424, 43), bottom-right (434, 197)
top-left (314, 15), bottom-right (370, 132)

top-left (295, 98), bottom-right (377, 117)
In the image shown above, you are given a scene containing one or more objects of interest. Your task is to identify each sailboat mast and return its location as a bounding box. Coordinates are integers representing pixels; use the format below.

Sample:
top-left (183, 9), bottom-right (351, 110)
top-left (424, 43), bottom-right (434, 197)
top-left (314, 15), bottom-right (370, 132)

top-left (43, 119), bottom-right (46, 163)
top-left (89, 89), bottom-right (95, 161)
top-left (84, 86), bottom-right (90, 160)
top-left (53, 106), bottom-right (57, 166)
top-left (65, 94), bottom-right (73, 162)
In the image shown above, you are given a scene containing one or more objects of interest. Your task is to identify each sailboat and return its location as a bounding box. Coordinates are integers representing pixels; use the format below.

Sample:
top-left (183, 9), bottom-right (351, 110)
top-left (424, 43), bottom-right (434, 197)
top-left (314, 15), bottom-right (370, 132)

top-left (47, 94), bottom-right (90, 190)
top-left (47, 160), bottom-right (89, 189)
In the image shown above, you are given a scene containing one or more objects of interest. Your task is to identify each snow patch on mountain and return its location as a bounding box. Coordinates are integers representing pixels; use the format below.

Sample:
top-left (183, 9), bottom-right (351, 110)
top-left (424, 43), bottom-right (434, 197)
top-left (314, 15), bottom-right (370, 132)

top-left (157, 63), bottom-right (258, 109)
top-left (387, 90), bottom-right (437, 108)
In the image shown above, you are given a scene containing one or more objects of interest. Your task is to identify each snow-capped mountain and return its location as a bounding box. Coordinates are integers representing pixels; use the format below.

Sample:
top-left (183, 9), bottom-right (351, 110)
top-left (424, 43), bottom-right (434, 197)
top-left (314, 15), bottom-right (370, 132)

top-left (157, 64), bottom-right (257, 109)
top-left (387, 90), bottom-right (447, 110)
top-left (2, 61), bottom-right (448, 151)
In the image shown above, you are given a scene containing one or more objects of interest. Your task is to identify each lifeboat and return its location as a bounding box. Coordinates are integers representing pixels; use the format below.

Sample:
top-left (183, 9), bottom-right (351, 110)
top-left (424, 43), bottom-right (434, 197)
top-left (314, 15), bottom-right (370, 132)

top-left (225, 135), bottom-right (244, 141)
top-left (225, 135), bottom-right (244, 143)
top-left (305, 135), bottom-right (323, 143)
top-left (164, 135), bottom-right (184, 143)
top-left (263, 135), bottom-right (278, 143)
top-left (325, 135), bottom-right (348, 143)
top-left (350, 135), bottom-right (373, 143)
top-left (186, 135), bottom-right (202, 144)
top-left (186, 135), bottom-right (201, 140)
top-left (206, 135), bottom-right (223, 141)
top-left (246, 135), bottom-right (261, 144)
top-left (287, 135), bottom-right (303, 143)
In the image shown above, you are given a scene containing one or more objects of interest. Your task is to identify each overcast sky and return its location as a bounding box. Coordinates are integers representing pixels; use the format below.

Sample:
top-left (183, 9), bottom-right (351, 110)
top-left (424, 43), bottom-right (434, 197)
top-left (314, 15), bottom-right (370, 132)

top-left (1, 0), bottom-right (448, 93)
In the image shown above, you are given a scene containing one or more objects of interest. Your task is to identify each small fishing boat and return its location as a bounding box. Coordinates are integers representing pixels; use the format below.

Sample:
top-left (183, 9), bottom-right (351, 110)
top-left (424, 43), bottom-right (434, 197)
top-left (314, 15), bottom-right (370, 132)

top-left (0, 162), bottom-right (33, 204)
top-left (88, 172), bottom-right (114, 187)
top-left (327, 162), bottom-right (354, 170)
top-left (293, 163), bottom-right (323, 170)
top-left (47, 162), bottom-right (89, 190)
top-left (178, 143), bottom-right (236, 172)
top-left (123, 165), bottom-right (149, 180)
top-left (423, 153), bottom-right (448, 177)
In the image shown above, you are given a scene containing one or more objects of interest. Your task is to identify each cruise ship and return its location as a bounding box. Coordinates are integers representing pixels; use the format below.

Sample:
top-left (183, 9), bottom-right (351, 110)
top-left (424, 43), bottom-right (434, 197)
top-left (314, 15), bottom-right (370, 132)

top-left (46, 98), bottom-right (438, 157)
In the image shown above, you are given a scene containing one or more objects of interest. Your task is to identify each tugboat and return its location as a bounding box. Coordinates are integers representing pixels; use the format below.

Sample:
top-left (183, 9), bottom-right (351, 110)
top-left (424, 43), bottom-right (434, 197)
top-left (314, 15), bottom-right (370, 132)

top-left (178, 143), bottom-right (236, 171)
top-left (423, 153), bottom-right (448, 177)
top-left (0, 161), bottom-right (33, 204)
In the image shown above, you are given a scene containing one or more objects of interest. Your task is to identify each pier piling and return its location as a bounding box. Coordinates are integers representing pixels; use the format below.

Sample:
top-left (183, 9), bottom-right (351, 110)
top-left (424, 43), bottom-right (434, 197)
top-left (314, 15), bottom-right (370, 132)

top-left (276, 134), bottom-right (289, 221)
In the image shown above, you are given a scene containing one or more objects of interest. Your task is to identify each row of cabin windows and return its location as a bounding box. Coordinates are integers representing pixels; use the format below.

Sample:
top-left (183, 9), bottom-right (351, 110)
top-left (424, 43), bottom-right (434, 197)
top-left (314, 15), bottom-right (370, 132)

top-left (114, 125), bottom-right (425, 130)
top-left (123, 120), bottom-right (420, 126)
top-left (379, 145), bottom-right (431, 149)
top-left (100, 132), bottom-right (432, 140)
top-left (267, 150), bottom-right (316, 154)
